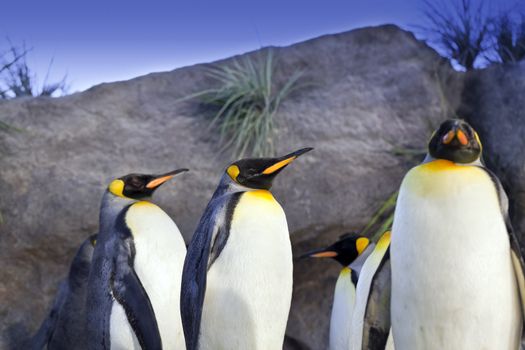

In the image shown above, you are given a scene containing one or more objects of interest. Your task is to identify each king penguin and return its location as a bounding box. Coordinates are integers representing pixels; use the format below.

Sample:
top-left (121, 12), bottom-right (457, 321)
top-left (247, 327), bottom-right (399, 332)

top-left (31, 234), bottom-right (97, 350)
top-left (300, 233), bottom-right (373, 350)
top-left (86, 169), bottom-right (188, 350)
top-left (349, 231), bottom-right (392, 350)
top-left (180, 147), bottom-right (313, 350)
top-left (391, 119), bottom-right (525, 349)
top-left (301, 231), bottom-right (393, 350)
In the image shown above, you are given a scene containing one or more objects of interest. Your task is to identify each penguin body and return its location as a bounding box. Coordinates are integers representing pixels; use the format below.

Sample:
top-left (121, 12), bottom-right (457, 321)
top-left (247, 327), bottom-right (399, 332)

top-left (31, 234), bottom-right (97, 350)
top-left (391, 119), bottom-right (525, 349)
top-left (300, 233), bottom-right (375, 350)
top-left (350, 232), bottom-right (391, 350)
top-left (199, 189), bottom-right (291, 349)
top-left (329, 267), bottom-right (356, 350)
top-left (86, 169), bottom-right (187, 349)
top-left (181, 148), bottom-right (312, 350)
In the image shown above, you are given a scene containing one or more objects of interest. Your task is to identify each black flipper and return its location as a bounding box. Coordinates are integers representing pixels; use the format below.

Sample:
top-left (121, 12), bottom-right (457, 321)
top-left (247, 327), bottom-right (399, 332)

top-left (362, 251), bottom-right (392, 350)
top-left (31, 234), bottom-right (97, 350)
top-left (111, 207), bottom-right (162, 350)
top-left (30, 282), bottom-right (68, 350)
top-left (180, 192), bottom-right (241, 350)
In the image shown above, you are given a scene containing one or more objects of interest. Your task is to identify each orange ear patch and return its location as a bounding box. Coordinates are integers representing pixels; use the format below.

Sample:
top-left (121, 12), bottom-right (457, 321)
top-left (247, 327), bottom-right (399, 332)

top-left (356, 237), bottom-right (369, 255)
top-left (456, 130), bottom-right (469, 146)
top-left (442, 130), bottom-right (455, 144)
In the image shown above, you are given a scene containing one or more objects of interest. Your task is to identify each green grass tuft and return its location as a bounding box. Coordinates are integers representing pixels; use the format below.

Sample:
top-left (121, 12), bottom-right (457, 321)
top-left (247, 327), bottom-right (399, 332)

top-left (361, 191), bottom-right (398, 242)
top-left (192, 50), bottom-right (306, 158)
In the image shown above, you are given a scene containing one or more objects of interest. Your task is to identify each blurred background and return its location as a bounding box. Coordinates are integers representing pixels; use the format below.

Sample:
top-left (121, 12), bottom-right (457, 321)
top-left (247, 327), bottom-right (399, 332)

top-left (1, 0), bottom-right (525, 348)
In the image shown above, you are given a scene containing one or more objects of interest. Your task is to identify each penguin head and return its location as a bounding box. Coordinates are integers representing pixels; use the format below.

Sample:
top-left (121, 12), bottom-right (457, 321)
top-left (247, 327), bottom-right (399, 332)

top-left (225, 147), bottom-right (313, 190)
top-left (107, 168), bottom-right (188, 200)
top-left (428, 119), bottom-right (482, 164)
top-left (300, 233), bottom-right (370, 267)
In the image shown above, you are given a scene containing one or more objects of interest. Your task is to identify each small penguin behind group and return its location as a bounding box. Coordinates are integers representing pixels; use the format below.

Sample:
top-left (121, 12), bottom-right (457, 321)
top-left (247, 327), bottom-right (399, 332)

top-left (86, 169), bottom-right (188, 350)
top-left (31, 234), bottom-right (97, 350)
top-left (301, 231), bottom-right (392, 350)
top-left (300, 233), bottom-right (373, 350)
top-left (180, 147), bottom-right (313, 350)
top-left (390, 119), bottom-right (525, 349)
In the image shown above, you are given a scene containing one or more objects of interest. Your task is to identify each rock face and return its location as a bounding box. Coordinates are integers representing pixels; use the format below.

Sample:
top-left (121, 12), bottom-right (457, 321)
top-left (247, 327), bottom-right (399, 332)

top-left (459, 63), bottom-right (525, 246)
top-left (0, 24), bottom-right (466, 349)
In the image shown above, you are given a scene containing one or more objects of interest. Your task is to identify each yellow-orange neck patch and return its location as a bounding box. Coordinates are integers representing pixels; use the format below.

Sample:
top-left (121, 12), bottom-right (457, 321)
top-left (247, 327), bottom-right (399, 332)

top-left (377, 231), bottom-right (391, 249)
top-left (340, 266), bottom-right (352, 276)
top-left (420, 159), bottom-right (459, 172)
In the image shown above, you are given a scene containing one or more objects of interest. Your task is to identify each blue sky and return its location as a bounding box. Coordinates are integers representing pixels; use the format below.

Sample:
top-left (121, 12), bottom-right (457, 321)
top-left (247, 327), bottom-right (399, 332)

top-left (0, 0), bottom-right (518, 92)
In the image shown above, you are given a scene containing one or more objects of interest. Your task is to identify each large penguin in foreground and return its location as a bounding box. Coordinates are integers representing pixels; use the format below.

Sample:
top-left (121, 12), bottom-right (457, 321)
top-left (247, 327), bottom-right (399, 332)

top-left (86, 169), bottom-right (188, 350)
top-left (391, 119), bottom-right (525, 349)
top-left (181, 148), bottom-right (312, 350)
top-left (31, 234), bottom-right (97, 350)
top-left (300, 234), bottom-right (373, 350)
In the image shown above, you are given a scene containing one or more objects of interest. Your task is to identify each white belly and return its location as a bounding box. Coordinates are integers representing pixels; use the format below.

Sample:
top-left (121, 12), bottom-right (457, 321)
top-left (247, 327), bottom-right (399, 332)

top-left (200, 190), bottom-right (293, 350)
top-left (391, 161), bottom-right (522, 350)
top-left (329, 268), bottom-right (355, 350)
top-left (109, 201), bottom-right (187, 350)
top-left (110, 302), bottom-right (141, 350)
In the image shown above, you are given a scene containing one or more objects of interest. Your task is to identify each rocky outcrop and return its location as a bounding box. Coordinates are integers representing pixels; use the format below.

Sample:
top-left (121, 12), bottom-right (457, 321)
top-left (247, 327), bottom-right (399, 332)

top-left (0, 24), bottom-right (465, 349)
top-left (459, 63), bottom-right (525, 246)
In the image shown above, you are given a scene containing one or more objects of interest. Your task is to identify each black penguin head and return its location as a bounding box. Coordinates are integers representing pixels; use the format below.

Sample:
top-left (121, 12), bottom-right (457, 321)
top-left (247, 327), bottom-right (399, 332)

top-left (300, 233), bottom-right (370, 267)
top-left (107, 168), bottom-right (188, 200)
top-left (225, 147), bottom-right (313, 190)
top-left (428, 119), bottom-right (482, 164)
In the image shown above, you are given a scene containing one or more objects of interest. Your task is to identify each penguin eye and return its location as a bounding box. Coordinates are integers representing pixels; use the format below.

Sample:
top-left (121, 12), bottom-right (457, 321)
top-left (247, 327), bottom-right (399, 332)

top-left (128, 177), bottom-right (145, 189)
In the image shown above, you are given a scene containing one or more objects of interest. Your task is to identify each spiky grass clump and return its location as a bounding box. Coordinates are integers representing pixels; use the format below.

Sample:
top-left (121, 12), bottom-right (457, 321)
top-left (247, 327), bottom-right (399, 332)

top-left (361, 191), bottom-right (398, 242)
top-left (198, 50), bottom-right (305, 158)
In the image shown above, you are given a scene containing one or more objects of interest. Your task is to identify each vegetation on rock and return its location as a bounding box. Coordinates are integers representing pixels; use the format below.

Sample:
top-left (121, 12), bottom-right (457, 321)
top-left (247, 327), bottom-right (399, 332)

top-left (420, 0), bottom-right (525, 69)
top-left (0, 42), bottom-right (68, 99)
top-left (191, 50), bottom-right (306, 158)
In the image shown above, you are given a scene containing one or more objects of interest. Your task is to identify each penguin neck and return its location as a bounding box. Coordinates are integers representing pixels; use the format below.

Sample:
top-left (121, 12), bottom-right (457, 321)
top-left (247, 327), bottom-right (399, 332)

top-left (99, 190), bottom-right (138, 233)
top-left (212, 173), bottom-right (267, 199)
top-left (422, 153), bottom-right (483, 166)
top-left (348, 243), bottom-right (375, 278)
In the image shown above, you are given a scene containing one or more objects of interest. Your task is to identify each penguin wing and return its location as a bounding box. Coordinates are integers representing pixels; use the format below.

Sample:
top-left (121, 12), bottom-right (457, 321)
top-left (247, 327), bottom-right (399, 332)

top-left (111, 222), bottom-right (162, 349)
top-left (30, 281), bottom-right (68, 349)
top-left (31, 234), bottom-right (97, 349)
top-left (181, 193), bottom-right (241, 350)
top-left (480, 166), bottom-right (525, 316)
top-left (361, 247), bottom-right (392, 350)
top-left (362, 255), bottom-right (391, 350)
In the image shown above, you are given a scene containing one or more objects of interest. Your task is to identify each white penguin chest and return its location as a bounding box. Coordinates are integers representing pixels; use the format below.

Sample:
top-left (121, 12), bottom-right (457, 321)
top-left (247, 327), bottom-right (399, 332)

top-left (110, 201), bottom-right (187, 350)
top-left (329, 268), bottom-right (355, 350)
top-left (391, 161), bottom-right (521, 350)
top-left (200, 190), bottom-right (293, 350)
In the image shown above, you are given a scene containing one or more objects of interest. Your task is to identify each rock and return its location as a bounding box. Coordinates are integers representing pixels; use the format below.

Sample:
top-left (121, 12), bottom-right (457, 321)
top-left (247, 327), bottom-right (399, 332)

top-left (0, 24), bottom-right (460, 349)
top-left (459, 63), bottom-right (525, 247)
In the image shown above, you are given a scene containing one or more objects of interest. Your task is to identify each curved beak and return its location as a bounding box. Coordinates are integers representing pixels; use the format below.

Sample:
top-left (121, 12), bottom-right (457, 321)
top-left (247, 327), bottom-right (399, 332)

top-left (146, 168), bottom-right (189, 189)
top-left (262, 147), bottom-right (314, 175)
